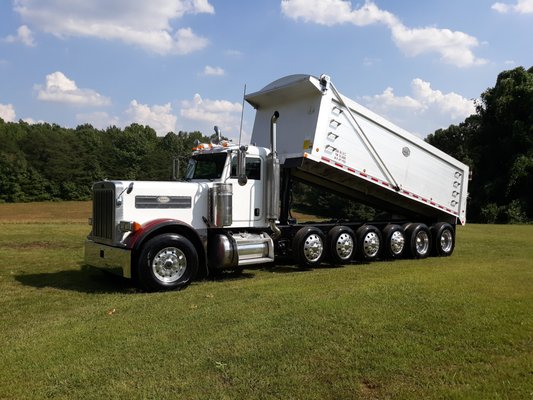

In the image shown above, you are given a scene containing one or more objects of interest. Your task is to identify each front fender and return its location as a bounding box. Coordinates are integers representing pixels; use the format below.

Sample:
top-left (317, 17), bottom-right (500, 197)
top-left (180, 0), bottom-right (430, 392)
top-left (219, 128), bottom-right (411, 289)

top-left (125, 219), bottom-right (208, 278)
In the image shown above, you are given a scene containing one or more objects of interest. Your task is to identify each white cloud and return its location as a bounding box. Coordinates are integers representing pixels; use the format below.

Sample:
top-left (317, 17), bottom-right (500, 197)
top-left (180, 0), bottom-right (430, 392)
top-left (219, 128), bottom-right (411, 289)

top-left (180, 93), bottom-right (243, 140)
top-left (281, 0), bottom-right (396, 26)
top-left (13, 0), bottom-right (213, 55)
top-left (35, 71), bottom-right (111, 106)
top-left (203, 65), bottom-right (225, 76)
top-left (362, 78), bottom-right (476, 137)
top-left (4, 25), bottom-right (35, 46)
top-left (492, 0), bottom-right (533, 13)
top-left (281, 0), bottom-right (486, 67)
top-left (390, 25), bottom-right (486, 67)
top-left (125, 100), bottom-right (177, 135)
top-left (0, 103), bottom-right (16, 122)
top-left (21, 117), bottom-right (43, 125)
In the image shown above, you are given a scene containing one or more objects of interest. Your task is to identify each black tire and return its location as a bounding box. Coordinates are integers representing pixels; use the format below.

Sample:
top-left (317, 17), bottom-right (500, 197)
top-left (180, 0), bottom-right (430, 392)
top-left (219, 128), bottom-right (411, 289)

top-left (405, 223), bottom-right (431, 259)
top-left (292, 227), bottom-right (325, 267)
top-left (327, 226), bottom-right (356, 264)
top-left (382, 224), bottom-right (405, 259)
top-left (432, 222), bottom-right (455, 257)
top-left (355, 225), bottom-right (382, 261)
top-left (137, 233), bottom-right (198, 292)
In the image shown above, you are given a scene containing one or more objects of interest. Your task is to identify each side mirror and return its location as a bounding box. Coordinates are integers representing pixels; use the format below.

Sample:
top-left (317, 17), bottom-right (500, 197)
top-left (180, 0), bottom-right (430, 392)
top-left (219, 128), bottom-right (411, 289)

top-left (126, 182), bottom-right (134, 194)
top-left (237, 145), bottom-right (248, 186)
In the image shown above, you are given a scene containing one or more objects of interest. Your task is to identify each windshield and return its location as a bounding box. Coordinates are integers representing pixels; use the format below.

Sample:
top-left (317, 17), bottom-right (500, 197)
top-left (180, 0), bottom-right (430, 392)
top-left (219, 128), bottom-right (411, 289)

top-left (184, 153), bottom-right (228, 180)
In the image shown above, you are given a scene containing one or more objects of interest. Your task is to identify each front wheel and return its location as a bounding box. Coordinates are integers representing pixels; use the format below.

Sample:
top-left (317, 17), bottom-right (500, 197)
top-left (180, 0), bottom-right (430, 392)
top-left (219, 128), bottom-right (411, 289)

top-left (137, 233), bottom-right (198, 292)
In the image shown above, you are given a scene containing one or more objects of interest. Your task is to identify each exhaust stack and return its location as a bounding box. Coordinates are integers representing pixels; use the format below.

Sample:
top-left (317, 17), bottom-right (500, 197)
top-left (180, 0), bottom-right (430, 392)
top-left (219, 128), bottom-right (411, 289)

top-left (267, 111), bottom-right (281, 239)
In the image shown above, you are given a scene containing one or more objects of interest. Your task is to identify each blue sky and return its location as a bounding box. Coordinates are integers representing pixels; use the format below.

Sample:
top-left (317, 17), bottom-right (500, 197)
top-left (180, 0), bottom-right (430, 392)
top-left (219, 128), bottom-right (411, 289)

top-left (1, 0), bottom-right (532, 141)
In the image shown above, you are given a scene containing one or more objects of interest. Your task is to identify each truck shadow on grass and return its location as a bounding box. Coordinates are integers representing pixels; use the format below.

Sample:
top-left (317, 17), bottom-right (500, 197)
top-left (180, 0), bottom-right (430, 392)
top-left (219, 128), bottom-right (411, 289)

top-left (15, 265), bottom-right (137, 294)
top-left (263, 262), bottom-right (346, 274)
top-left (15, 263), bottom-right (350, 293)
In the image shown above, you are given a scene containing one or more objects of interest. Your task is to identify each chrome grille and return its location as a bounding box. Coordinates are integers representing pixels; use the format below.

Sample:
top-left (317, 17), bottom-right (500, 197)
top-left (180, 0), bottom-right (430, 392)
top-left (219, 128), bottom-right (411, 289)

top-left (92, 187), bottom-right (115, 242)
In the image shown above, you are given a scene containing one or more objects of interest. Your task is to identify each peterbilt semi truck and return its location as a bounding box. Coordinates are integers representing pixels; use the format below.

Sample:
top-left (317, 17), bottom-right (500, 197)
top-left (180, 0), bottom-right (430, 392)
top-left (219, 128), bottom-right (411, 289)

top-left (84, 74), bottom-right (469, 291)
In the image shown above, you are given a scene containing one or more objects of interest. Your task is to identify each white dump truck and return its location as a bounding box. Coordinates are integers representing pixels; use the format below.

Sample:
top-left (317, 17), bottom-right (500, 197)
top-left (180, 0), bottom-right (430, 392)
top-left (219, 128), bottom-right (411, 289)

top-left (84, 74), bottom-right (469, 291)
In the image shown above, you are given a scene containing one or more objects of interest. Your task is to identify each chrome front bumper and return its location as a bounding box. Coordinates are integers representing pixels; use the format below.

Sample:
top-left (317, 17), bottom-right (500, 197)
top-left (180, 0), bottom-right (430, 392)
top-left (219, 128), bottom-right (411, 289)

top-left (84, 240), bottom-right (132, 278)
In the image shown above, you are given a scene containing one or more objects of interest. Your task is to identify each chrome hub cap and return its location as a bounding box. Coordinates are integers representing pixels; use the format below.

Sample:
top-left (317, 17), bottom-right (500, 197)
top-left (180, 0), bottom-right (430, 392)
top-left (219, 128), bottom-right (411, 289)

top-left (363, 232), bottom-right (380, 257)
top-left (390, 230), bottom-right (405, 255)
top-left (152, 247), bottom-right (187, 283)
top-left (440, 230), bottom-right (453, 252)
top-left (303, 234), bottom-right (324, 262)
top-left (335, 233), bottom-right (354, 260)
top-left (415, 231), bottom-right (430, 255)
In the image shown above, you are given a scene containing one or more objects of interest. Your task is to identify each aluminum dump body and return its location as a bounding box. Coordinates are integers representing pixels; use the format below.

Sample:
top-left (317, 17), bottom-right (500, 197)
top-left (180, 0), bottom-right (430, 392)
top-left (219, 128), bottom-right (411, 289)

top-left (246, 74), bottom-right (469, 225)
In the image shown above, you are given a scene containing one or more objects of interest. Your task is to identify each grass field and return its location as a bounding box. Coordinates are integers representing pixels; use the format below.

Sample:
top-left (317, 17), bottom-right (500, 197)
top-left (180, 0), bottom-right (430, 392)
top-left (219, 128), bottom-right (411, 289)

top-left (0, 202), bottom-right (532, 399)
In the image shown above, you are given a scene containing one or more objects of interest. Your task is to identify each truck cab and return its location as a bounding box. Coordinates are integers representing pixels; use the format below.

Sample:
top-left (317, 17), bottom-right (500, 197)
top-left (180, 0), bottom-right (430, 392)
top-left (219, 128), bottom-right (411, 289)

top-left (85, 139), bottom-right (278, 292)
top-left (184, 143), bottom-right (269, 228)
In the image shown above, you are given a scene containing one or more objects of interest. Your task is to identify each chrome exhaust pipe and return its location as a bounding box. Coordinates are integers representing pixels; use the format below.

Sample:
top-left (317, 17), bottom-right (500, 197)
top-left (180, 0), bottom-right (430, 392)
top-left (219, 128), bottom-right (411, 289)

top-left (270, 111), bottom-right (279, 156)
top-left (267, 111), bottom-right (281, 239)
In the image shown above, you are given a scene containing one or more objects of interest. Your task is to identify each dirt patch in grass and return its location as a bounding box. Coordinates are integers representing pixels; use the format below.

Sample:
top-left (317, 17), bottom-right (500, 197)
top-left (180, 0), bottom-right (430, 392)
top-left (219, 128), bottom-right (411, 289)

top-left (0, 201), bottom-right (91, 223)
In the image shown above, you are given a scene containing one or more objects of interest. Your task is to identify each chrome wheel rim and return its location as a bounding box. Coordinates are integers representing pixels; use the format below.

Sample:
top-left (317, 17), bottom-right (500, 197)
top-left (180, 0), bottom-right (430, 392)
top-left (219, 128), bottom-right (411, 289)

top-left (335, 232), bottom-right (354, 260)
top-left (363, 232), bottom-right (380, 257)
top-left (390, 230), bottom-right (405, 255)
top-left (440, 230), bottom-right (453, 252)
top-left (415, 231), bottom-right (430, 255)
top-left (152, 247), bottom-right (187, 283)
top-left (303, 234), bottom-right (324, 262)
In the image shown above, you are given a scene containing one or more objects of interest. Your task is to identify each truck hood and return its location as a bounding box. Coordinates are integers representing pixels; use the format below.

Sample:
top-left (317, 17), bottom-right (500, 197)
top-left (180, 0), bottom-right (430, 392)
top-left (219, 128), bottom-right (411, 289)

top-left (117, 180), bottom-right (210, 229)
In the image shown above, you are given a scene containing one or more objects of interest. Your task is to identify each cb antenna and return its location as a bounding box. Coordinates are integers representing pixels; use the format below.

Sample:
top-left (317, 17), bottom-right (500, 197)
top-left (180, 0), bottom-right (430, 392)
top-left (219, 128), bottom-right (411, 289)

top-left (238, 83), bottom-right (246, 146)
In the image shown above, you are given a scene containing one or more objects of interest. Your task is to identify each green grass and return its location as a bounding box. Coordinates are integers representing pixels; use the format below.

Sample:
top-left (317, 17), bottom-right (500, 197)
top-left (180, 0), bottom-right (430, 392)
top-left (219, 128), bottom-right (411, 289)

top-left (0, 203), bottom-right (532, 399)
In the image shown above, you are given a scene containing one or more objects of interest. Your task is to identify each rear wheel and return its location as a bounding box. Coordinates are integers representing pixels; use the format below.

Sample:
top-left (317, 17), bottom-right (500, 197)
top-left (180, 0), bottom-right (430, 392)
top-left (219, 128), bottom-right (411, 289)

top-left (382, 224), bottom-right (405, 259)
top-left (327, 226), bottom-right (355, 264)
top-left (355, 225), bottom-right (381, 261)
top-left (405, 223), bottom-right (431, 259)
top-left (137, 233), bottom-right (198, 292)
top-left (432, 222), bottom-right (455, 256)
top-left (292, 227), bottom-right (325, 267)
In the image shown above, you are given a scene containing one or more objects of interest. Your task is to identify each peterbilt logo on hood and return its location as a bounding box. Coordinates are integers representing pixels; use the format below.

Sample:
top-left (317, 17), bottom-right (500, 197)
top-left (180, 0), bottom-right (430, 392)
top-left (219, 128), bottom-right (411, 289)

top-left (157, 196), bottom-right (171, 204)
top-left (135, 196), bottom-right (191, 209)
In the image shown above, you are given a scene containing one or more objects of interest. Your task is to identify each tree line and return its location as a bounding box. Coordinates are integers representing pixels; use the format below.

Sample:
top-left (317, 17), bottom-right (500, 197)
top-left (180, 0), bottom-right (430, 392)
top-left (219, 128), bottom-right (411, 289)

top-left (426, 66), bottom-right (533, 223)
top-left (0, 121), bottom-right (212, 202)
top-left (1, 66), bottom-right (531, 223)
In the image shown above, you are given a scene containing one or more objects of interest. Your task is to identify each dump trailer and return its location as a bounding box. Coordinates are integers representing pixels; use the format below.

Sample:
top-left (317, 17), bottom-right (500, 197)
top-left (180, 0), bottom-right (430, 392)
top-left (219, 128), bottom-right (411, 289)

top-left (84, 74), bottom-right (469, 291)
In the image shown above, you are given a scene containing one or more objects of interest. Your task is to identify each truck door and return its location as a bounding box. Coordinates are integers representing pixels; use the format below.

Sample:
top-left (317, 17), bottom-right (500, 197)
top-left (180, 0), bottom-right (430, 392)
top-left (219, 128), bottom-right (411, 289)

top-left (229, 156), bottom-right (263, 226)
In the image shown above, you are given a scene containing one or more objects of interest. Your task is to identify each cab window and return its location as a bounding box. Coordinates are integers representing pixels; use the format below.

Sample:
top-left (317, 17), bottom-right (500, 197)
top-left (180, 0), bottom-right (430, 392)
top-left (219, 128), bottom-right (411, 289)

top-left (185, 153), bottom-right (227, 180)
top-left (230, 157), bottom-right (261, 180)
